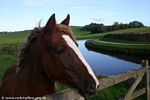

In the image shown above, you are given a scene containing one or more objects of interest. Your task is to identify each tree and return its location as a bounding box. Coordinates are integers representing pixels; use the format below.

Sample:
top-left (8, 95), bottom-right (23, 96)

top-left (81, 20), bottom-right (144, 34)
top-left (81, 23), bottom-right (106, 33)
top-left (129, 21), bottom-right (144, 28)
top-left (100, 25), bottom-right (107, 33)
top-left (106, 26), bottom-right (113, 31)
top-left (113, 22), bottom-right (120, 30)
top-left (119, 23), bottom-right (129, 29)
top-left (90, 23), bottom-right (101, 33)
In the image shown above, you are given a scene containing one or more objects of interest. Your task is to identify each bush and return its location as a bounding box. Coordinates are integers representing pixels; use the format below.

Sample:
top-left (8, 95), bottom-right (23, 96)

top-left (129, 21), bottom-right (144, 28)
top-left (81, 21), bottom-right (144, 34)
top-left (81, 23), bottom-right (106, 33)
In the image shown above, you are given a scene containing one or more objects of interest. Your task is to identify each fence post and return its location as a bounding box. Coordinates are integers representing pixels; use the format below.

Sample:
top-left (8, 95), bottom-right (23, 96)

top-left (142, 60), bottom-right (149, 100)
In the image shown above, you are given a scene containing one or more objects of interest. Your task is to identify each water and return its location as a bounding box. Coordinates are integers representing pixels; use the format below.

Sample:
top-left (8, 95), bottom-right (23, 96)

top-left (77, 40), bottom-right (140, 75)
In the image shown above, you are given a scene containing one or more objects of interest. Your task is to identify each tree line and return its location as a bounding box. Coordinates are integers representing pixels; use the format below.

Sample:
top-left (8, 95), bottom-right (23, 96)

top-left (81, 21), bottom-right (144, 33)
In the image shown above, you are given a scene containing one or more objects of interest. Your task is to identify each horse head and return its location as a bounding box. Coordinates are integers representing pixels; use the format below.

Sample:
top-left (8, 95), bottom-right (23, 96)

top-left (28, 14), bottom-right (100, 97)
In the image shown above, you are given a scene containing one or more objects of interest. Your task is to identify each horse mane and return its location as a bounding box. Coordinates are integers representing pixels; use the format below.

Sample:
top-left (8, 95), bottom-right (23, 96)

top-left (18, 27), bottom-right (42, 68)
top-left (17, 24), bottom-right (75, 69)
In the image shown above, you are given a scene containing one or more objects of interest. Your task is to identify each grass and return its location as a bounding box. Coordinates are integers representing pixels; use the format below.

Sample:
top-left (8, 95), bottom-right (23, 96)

top-left (0, 26), bottom-right (89, 45)
top-left (71, 26), bottom-right (90, 36)
top-left (106, 27), bottom-right (150, 34)
top-left (1, 27), bottom-right (150, 43)
top-left (85, 40), bottom-right (150, 56)
top-left (0, 31), bottom-right (30, 45)
top-left (76, 27), bottom-right (150, 39)
top-left (0, 51), bottom-right (17, 84)
top-left (100, 37), bottom-right (150, 44)
top-left (86, 83), bottom-right (129, 100)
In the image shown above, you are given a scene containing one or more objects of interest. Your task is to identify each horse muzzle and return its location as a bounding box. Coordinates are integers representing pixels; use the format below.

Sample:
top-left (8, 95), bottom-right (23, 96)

top-left (78, 81), bottom-right (100, 98)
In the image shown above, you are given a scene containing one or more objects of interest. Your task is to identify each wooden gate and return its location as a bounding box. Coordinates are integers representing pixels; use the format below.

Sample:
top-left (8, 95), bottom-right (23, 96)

top-left (39, 60), bottom-right (149, 100)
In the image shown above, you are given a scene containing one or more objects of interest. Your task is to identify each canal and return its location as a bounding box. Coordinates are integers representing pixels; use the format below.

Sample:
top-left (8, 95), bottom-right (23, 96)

top-left (77, 40), bottom-right (140, 75)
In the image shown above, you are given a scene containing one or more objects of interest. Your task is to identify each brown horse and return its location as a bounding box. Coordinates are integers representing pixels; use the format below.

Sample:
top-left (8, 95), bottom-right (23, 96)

top-left (0, 14), bottom-right (99, 98)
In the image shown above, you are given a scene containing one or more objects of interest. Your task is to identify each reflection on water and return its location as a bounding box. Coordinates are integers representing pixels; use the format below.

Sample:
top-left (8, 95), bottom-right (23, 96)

top-left (77, 40), bottom-right (140, 75)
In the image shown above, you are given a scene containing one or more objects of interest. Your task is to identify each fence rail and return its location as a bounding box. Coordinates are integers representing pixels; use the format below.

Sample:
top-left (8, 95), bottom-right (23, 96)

top-left (39, 60), bottom-right (149, 100)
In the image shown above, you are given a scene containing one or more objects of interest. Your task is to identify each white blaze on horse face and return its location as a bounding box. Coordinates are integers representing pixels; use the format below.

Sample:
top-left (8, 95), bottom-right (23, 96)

top-left (62, 35), bottom-right (99, 89)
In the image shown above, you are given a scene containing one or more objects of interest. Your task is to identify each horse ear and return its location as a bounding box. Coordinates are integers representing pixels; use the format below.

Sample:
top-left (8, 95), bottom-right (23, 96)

top-left (61, 14), bottom-right (70, 26)
top-left (45, 14), bottom-right (56, 34)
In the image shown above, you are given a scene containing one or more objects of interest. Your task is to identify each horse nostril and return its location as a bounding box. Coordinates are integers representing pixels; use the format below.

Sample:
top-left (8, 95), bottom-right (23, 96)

top-left (97, 84), bottom-right (100, 90)
top-left (87, 84), bottom-right (96, 95)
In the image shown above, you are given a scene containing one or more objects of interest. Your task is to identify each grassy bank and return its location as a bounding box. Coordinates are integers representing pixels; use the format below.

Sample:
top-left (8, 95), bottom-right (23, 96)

top-left (83, 27), bottom-right (150, 56)
top-left (77, 27), bottom-right (150, 39)
top-left (85, 40), bottom-right (150, 56)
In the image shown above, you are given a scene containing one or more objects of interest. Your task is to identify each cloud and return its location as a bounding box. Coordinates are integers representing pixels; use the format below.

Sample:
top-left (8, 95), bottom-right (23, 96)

top-left (91, 11), bottom-right (119, 23)
top-left (92, 18), bottom-right (104, 23)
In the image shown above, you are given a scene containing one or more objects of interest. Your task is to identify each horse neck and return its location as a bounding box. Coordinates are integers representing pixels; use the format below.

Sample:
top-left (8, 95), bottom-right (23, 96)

top-left (17, 44), bottom-right (57, 93)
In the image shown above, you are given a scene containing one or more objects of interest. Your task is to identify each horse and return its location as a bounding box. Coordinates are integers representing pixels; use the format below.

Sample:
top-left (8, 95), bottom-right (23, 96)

top-left (0, 14), bottom-right (100, 98)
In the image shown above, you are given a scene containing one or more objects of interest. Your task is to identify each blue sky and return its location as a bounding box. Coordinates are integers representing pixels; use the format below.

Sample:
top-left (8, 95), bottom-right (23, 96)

top-left (0, 0), bottom-right (149, 31)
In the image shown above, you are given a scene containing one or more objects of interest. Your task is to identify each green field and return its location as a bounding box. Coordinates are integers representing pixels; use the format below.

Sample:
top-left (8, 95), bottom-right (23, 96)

top-left (1, 26), bottom-right (150, 45)
top-left (71, 26), bottom-right (90, 36)
top-left (0, 31), bottom-right (30, 45)
top-left (76, 27), bottom-right (150, 40)
top-left (0, 26), bottom-right (88, 45)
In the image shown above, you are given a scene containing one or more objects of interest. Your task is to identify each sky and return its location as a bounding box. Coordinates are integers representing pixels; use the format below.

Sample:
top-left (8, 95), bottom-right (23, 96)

top-left (0, 0), bottom-right (150, 31)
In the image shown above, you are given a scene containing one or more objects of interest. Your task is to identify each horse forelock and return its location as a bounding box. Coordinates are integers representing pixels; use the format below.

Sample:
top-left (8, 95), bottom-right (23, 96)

top-left (56, 24), bottom-right (76, 42)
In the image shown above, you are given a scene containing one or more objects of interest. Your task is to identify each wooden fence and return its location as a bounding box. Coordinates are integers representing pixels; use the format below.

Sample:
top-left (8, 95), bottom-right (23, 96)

top-left (40, 60), bottom-right (149, 100)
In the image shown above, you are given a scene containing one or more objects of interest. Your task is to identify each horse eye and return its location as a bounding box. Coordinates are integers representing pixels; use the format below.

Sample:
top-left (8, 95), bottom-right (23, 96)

top-left (56, 47), bottom-right (65, 54)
